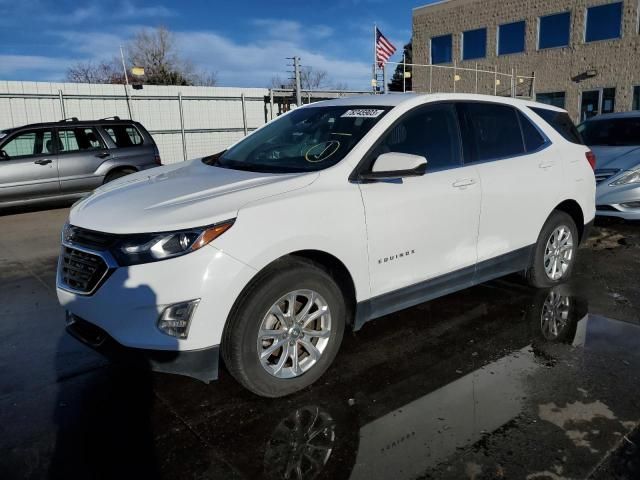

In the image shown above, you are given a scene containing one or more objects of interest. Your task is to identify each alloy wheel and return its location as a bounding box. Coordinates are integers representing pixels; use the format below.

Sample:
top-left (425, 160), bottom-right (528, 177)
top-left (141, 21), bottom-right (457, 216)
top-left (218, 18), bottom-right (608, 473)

top-left (257, 290), bottom-right (332, 379)
top-left (543, 225), bottom-right (574, 281)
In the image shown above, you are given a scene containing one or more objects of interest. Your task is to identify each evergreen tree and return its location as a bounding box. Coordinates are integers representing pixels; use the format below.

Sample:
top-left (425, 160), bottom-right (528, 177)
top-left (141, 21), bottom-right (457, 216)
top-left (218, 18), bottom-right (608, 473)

top-left (388, 42), bottom-right (412, 92)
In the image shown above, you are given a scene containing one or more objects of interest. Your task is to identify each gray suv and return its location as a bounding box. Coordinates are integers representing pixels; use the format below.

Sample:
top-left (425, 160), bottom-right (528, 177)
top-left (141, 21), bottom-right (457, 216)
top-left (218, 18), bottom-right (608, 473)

top-left (0, 117), bottom-right (161, 208)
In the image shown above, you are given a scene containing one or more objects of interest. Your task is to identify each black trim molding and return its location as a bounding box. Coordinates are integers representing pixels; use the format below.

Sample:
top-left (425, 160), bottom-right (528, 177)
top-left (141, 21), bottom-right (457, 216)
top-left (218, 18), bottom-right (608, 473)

top-left (354, 244), bottom-right (534, 330)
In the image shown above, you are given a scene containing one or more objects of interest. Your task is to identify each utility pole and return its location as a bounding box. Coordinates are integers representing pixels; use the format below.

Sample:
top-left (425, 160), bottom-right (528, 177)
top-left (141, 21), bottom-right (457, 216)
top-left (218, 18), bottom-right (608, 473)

top-left (120, 45), bottom-right (133, 119)
top-left (294, 56), bottom-right (302, 107)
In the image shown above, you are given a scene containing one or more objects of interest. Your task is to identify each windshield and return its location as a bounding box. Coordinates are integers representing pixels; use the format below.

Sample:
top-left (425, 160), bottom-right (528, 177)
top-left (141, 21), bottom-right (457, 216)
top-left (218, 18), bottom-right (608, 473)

top-left (207, 106), bottom-right (390, 173)
top-left (578, 118), bottom-right (640, 146)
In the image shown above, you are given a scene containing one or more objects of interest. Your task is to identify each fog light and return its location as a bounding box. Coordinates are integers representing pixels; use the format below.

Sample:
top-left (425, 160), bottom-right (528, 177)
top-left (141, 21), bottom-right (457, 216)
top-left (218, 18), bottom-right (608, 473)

top-left (620, 201), bottom-right (640, 209)
top-left (157, 299), bottom-right (200, 339)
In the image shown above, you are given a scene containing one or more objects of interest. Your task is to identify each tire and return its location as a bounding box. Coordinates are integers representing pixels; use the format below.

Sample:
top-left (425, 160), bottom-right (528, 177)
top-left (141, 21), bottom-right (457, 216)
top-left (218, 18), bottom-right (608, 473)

top-left (222, 257), bottom-right (346, 398)
top-left (527, 211), bottom-right (579, 288)
top-left (104, 168), bottom-right (135, 184)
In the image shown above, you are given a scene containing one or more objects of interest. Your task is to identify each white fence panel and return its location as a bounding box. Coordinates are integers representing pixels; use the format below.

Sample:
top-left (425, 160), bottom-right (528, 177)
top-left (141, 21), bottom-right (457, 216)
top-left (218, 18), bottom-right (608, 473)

top-left (0, 81), bottom-right (271, 164)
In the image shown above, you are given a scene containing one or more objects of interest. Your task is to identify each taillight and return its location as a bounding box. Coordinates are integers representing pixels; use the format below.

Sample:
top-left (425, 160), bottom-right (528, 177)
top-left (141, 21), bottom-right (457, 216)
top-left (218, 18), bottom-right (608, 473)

top-left (154, 154), bottom-right (162, 166)
top-left (585, 151), bottom-right (596, 171)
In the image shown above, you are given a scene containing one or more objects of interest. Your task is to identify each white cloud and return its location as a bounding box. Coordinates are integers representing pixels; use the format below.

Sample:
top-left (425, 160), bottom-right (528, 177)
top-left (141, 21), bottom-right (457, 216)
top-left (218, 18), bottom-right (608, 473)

top-left (0, 55), bottom-right (70, 79)
top-left (44, 0), bottom-right (173, 25)
top-left (175, 30), bottom-right (371, 89)
top-left (251, 19), bottom-right (334, 42)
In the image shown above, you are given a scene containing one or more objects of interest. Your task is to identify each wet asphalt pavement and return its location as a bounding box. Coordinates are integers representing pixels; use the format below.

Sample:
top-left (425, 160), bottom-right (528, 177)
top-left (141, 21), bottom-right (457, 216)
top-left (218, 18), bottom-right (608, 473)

top-left (1, 207), bottom-right (639, 479)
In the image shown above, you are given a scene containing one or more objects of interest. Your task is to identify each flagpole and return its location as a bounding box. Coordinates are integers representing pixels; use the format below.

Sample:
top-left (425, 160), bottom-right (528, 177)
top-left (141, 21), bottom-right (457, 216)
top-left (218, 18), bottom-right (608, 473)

top-left (403, 52), bottom-right (406, 93)
top-left (372, 23), bottom-right (377, 94)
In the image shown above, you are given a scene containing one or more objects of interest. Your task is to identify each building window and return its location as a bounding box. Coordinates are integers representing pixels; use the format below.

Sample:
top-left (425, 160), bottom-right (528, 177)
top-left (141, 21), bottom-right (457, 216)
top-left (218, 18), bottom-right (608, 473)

top-left (633, 86), bottom-right (640, 110)
top-left (431, 34), bottom-right (453, 64)
top-left (580, 88), bottom-right (616, 121)
top-left (462, 28), bottom-right (487, 60)
top-left (585, 2), bottom-right (623, 42)
top-left (536, 92), bottom-right (566, 108)
top-left (538, 12), bottom-right (571, 49)
top-left (498, 21), bottom-right (526, 55)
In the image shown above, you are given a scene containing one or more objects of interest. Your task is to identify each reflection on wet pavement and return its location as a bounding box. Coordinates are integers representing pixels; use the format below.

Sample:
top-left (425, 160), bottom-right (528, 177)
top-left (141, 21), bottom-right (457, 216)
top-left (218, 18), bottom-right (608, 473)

top-left (1, 277), bottom-right (640, 479)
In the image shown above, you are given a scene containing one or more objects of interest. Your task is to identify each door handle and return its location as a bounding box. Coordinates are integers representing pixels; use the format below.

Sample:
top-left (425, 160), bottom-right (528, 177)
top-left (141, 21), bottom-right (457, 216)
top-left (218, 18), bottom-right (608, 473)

top-left (539, 161), bottom-right (555, 169)
top-left (34, 159), bottom-right (52, 165)
top-left (96, 152), bottom-right (110, 159)
top-left (452, 178), bottom-right (476, 188)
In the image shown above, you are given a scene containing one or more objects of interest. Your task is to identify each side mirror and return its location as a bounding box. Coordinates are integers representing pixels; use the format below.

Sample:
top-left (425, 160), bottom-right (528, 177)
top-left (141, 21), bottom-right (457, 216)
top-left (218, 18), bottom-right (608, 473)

top-left (359, 152), bottom-right (427, 181)
top-left (0, 150), bottom-right (9, 161)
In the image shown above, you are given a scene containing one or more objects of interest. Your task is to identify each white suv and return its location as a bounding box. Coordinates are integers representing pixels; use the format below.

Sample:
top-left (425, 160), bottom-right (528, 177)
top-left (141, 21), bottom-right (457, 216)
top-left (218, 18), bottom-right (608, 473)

top-left (57, 94), bottom-right (596, 397)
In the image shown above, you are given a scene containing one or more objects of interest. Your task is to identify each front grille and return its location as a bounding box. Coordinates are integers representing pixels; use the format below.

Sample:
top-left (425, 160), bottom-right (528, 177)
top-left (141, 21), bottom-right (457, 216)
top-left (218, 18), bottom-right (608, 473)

top-left (594, 168), bottom-right (621, 184)
top-left (64, 225), bottom-right (118, 250)
top-left (59, 247), bottom-right (110, 294)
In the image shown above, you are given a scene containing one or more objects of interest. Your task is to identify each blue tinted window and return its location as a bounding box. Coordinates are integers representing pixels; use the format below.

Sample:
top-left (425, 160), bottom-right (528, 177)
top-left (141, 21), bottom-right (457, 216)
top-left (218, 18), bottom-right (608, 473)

top-left (537, 92), bottom-right (566, 108)
top-left (462, 28), bottom-right (487, 60)
top-left (498, 21), bottom-right (526, 55)
top-left (431, 34), bottom-right (452, 64)
top-left (585, 2), bottom-right (623, 42)
top-left (539, 12), bottom-right (571, 49)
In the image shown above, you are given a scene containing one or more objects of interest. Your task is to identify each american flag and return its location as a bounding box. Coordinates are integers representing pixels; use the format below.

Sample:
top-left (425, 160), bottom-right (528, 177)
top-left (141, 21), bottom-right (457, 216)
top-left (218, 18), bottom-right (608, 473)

top-left (376, 27), bottom-right (396, 67)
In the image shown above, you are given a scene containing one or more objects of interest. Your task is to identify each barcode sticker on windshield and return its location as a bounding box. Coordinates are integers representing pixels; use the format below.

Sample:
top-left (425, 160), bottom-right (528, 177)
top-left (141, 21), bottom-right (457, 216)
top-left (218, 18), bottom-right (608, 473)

top-left (341, 109), bottom-right (384, 118)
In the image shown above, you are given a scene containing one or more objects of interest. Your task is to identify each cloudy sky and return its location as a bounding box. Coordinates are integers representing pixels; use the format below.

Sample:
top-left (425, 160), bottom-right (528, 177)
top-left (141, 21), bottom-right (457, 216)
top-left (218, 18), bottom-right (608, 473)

top-left (0, 0), bottom-right (431, 89)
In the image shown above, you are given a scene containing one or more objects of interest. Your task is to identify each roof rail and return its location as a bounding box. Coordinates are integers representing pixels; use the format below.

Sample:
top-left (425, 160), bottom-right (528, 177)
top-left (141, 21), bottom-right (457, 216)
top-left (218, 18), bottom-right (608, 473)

top-left (100, 116), bottom-right (121, 121)
top-left (60, 117), bottom-right (79, 122)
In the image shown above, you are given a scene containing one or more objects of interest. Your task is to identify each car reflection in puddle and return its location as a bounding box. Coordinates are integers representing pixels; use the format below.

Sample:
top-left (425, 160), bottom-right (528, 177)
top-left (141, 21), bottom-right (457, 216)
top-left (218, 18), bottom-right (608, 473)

top-left (156, 281), bottom-right (640, 480)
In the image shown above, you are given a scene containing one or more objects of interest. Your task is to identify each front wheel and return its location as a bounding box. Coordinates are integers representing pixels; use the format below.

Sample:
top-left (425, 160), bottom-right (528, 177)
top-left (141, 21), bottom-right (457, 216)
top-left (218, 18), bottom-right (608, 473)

top-left (527, 211), bottom-right (579, 288)
top-left (222, 258), bottom-right (346, 397)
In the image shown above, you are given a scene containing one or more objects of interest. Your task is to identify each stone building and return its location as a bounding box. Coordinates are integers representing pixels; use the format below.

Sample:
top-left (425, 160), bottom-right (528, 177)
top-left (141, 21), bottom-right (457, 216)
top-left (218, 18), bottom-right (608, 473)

top-left (412, 0), bottom-right (640, 122)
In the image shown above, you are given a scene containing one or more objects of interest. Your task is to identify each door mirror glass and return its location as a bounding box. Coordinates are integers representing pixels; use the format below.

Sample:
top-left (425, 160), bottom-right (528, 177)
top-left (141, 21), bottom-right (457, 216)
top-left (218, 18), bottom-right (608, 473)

top-left (360, 152), bottom-right (427, 181)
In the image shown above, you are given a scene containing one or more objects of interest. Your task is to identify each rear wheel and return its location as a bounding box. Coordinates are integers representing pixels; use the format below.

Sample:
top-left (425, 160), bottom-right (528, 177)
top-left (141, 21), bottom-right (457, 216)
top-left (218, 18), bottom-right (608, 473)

top-left (222, 258), bottom-right (346, 398)
top-left (527, 211), bottom-right (579, 288)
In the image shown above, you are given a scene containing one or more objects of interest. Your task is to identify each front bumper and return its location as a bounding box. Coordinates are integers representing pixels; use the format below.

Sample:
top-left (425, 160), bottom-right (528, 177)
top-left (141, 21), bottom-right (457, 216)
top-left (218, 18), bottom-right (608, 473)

top-left (596, 182), bottom-right (640, 220)
top-left (57, 242), bottom-right (257, 351)
top-left (66, 312), bottom-right (220, 383)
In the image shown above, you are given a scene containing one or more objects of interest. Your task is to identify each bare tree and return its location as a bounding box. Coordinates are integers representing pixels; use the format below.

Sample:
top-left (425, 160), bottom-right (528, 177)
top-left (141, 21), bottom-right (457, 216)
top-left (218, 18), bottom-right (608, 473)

top-left (66, 60), bottom-right (123, 84)
top-left (299, 67), bottom-right (329, 90)
top-left (66, 26), bottom-right (217, 86)
top-left (270, 66), bottom-right (338, 90)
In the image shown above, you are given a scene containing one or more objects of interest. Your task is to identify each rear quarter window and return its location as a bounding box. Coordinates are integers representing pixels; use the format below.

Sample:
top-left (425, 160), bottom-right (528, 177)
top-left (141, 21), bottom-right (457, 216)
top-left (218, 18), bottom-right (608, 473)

top-left (530, 107), bottom-right (583, 145)
top-left (103, 124), bottom-right (144, 147)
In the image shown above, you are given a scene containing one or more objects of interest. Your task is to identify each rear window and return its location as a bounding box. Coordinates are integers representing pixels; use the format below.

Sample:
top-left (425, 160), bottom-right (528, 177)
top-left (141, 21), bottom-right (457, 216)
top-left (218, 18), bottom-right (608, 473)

top-left (530, 107), bottom-right (583, 144)
top-left (103, 124), bottom-right (144, 147)
top-left (577, 118), bottom-right (640, 146)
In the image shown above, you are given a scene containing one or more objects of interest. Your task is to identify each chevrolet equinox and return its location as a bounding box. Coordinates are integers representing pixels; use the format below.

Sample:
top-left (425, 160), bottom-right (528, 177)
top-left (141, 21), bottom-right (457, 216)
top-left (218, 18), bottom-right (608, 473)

top-left (57, 94), bottom-right (596, 397)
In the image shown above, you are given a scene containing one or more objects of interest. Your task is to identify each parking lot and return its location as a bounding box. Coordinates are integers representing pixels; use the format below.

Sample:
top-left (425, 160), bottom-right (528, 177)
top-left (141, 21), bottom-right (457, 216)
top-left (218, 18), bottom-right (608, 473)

top-left (0, 206), bottom-right (639, 479)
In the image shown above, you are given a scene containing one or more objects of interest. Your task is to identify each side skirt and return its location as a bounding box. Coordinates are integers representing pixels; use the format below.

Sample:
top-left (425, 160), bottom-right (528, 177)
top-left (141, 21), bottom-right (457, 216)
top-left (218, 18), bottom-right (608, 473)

top-left (353, 245), bottom-right (534, 330)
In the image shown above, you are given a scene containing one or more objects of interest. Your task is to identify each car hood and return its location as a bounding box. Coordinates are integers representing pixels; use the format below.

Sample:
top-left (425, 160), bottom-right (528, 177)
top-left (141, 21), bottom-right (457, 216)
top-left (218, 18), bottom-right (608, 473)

top-left (70, 159), bottom-right (318, 234)
top-left (590, 145), bottom-right (640, 171)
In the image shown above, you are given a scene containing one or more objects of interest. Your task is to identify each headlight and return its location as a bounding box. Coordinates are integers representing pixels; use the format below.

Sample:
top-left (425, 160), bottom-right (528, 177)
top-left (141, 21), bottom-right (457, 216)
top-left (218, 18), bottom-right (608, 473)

top-left (610, 168), bottom-right (640, 186)
top-left (114, 220), bottom-right (234, 266)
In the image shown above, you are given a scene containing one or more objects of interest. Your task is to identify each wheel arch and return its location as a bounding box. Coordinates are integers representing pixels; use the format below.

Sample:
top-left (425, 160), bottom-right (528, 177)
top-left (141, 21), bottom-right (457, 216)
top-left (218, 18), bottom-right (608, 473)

top-left (224, 249), bottom-right (358, 337)
top-left (102, 165), bottom-right (138, 183)
top-left (552, 199), bottom-right (585, 241)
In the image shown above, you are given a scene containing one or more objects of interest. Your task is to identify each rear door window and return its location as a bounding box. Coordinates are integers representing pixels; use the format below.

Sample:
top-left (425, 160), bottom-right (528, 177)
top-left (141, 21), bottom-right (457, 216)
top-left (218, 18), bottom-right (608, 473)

top-left (57, 127), bottom-right (105, 153)
top-left (103, 125), bottom-right (144, 147)
top-left (373, 103), bottom-right (462, 171)
top-left (458, 103), bottom-right (525, 162)
top-left (530, 108), bottom-right (583, 144)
